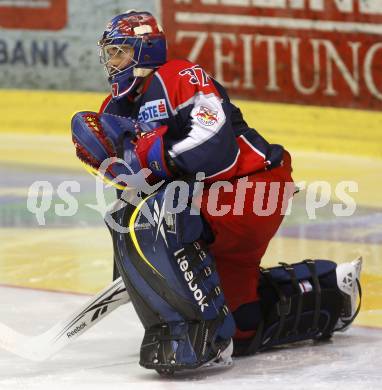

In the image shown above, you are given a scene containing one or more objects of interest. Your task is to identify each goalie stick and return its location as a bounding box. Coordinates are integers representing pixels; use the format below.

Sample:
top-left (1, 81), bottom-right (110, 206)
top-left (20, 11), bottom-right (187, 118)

top-left (0, 276), bottom-right (130, 361)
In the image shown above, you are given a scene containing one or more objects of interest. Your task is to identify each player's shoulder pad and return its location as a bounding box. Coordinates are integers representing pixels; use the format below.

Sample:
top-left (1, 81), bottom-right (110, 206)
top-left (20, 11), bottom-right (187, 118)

top-left (155, 59), bottom-right (221, 112)
top-left (157, 58), bottom-right (195, 75)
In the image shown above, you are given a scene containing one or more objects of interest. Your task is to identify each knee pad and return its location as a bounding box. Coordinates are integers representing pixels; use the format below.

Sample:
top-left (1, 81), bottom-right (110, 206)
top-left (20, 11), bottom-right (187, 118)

top-left (233, 259), bottom-right (362, 356)
top-left (108, 189), bottom-right (235, 373)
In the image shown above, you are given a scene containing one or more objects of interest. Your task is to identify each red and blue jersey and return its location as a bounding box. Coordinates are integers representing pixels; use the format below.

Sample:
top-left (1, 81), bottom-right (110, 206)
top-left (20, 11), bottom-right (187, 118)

top-left (99, 59), bottom-right (285, 181)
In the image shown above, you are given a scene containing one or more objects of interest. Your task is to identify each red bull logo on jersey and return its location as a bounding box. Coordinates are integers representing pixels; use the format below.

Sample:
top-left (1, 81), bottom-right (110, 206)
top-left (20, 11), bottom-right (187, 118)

top-left (196, 106), bottom-right (218, 126)
top-left (138, 99), bottom-right (169, 123)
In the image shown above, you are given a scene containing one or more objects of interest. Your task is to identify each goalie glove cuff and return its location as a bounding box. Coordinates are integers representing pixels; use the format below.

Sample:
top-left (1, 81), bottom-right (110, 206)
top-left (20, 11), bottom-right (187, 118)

top-left (135, 125), bottom-right (177, 180)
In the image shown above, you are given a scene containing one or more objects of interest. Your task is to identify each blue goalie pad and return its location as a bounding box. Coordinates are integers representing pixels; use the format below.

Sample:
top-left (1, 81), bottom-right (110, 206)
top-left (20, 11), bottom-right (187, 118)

top-left (107, 188), bottom-right (235, 373)
top-left (233, 259), bottom-right (346, 356)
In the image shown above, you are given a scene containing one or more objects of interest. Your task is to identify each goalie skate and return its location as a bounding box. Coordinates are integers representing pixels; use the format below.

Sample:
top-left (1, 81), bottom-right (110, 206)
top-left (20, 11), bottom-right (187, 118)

top-left (200, 338), bottom-right (233, 370)
top-left (334, 257), bottom-right (363, 332)
top-left (157, 339), bottom-right (234, 377)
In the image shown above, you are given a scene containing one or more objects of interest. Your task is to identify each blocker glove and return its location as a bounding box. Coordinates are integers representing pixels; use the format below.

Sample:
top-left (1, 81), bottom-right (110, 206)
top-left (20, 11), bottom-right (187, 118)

top-left (134, 124), bottom-right (173, 179)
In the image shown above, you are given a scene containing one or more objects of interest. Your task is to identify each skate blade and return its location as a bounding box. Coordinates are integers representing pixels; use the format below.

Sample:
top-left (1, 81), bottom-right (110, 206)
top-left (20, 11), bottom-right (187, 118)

top-left (156, 339), bottom-right (234, 377)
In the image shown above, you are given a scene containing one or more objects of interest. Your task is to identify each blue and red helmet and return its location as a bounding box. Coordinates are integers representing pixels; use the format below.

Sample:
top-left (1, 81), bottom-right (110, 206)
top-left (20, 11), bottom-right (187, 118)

top-left (99, 10), bottom-right (167, 99)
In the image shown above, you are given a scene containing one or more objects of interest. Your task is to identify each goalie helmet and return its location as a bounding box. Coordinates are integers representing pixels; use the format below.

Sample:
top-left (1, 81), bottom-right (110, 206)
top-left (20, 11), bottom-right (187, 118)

top-left (99, 10), bottom-right (167, 99)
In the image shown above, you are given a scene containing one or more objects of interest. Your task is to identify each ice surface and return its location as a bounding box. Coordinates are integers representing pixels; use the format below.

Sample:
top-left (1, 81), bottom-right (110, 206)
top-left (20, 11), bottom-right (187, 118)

top-left (0, 286), bottom-right (381, 390)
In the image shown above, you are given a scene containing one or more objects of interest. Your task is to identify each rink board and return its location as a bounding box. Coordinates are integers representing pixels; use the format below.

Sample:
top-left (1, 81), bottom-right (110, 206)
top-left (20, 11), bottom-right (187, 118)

top-left (1, 89), bottom-right (382, 157)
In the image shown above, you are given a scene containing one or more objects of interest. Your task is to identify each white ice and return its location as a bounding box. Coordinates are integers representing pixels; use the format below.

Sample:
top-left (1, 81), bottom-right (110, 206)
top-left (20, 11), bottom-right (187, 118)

top-left (0, 286), bottom-right (381, 390)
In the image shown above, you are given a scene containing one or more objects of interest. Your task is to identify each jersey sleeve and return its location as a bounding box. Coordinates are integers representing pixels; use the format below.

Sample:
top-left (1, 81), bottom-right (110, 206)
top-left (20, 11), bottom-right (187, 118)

top-left (155, 61), bottom-right (239, 181)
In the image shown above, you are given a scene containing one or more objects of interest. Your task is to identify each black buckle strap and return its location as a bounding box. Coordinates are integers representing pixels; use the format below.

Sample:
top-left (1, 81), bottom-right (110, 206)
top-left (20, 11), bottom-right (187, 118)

top-left (236, 320), bottom-right (265, 356)
top-left (204, 285), bottom-right (222, 304)
top-left (205, 304), bottom-right (231, 359)
top-left (304, 260), bottom-right (321, 333)
top-left (181, 241), bottom-right (209, 269)
top-left (221, 304), bottom-right (229, 316)
top-left (203, 266), bottom-right (212, 277)
top-left (260, 267), bottom-right (290, 344)
top-left (191, 264), bottom-right (216, 285)
top-left (192, 240), bottom-right (209, 255)
top-left (279, 262), bottom-right (304, 335)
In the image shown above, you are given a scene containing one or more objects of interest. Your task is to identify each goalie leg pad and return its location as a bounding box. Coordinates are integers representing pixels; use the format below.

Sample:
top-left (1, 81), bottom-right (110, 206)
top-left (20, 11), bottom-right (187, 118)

top-left (108, 190), bottom-right (235, 373)
top-left (233, 259), bottom-right (361, 356)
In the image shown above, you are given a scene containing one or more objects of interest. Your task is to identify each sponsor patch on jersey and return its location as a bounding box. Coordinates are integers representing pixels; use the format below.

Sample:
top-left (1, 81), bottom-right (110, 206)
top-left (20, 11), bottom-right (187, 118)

top-left (138, 99), bottom-right (169, 123)
top-left (195, 106), bottom-right (218, 126)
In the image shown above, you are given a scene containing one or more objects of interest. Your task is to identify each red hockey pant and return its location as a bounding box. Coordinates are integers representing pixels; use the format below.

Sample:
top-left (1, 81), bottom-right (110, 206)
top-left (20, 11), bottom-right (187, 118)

top-left (201, 152), bottom-right (294, 312)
